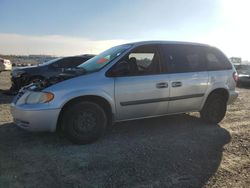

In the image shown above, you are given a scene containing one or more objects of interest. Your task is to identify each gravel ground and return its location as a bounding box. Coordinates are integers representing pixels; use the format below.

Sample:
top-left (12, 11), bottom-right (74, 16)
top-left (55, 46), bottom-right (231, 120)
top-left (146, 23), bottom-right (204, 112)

top-left (0, 71), bottom-right (249, 188)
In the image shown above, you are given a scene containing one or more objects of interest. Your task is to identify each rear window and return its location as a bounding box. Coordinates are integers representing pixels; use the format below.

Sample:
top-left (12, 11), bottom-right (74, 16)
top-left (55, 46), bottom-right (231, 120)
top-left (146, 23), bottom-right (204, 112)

top-left (54, 57), bottom-right (90, 68)
top-left (205, 47), bottom-right (232, 70)
top-left (161, 44), bottom-right (206, 73)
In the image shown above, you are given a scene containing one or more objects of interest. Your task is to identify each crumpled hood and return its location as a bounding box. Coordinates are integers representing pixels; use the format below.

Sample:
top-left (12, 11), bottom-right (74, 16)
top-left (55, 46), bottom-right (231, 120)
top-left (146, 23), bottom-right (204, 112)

top-left (27, 68), bottom-right (86, 91)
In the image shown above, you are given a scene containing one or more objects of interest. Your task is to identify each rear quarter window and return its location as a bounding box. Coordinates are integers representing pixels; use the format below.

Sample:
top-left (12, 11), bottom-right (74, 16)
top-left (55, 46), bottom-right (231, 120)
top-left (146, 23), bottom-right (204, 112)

top-left (205, 47), bottom-right (232, 71)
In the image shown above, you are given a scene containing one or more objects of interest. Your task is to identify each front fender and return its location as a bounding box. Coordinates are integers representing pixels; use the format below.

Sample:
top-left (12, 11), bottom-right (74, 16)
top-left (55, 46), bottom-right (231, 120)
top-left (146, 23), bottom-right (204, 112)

top-left (50, 89), bottom-right (116, 114)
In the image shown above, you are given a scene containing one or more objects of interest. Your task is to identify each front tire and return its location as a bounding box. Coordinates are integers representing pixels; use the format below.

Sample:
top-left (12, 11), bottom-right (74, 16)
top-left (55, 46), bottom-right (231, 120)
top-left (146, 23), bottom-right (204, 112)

top-left (200, 93), bottom-right (227, 124)
top-left (61, 101), bottom-right (107, 144)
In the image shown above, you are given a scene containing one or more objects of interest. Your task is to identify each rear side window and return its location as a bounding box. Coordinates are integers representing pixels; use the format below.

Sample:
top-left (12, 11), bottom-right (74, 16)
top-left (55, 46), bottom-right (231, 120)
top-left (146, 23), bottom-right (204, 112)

top-left (161, 44), bottom-right (206, 73)
top-left (205, 47), bottom-right (232, 70)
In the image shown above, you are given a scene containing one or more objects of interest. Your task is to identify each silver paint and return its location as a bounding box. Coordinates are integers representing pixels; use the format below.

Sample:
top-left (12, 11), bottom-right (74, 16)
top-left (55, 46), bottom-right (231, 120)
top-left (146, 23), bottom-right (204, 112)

top-left (11, 41), bottom-right (238, 132)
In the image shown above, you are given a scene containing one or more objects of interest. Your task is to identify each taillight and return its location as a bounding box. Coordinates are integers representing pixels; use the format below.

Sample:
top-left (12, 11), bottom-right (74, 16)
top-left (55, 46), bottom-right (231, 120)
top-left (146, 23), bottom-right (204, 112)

top-left (233, 71), bottom-right (238, 82)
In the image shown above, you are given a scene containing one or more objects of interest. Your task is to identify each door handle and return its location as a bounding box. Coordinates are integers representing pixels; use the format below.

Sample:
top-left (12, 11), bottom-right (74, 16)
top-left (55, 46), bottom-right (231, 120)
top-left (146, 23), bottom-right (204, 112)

top-left (156, 82), bottom-right (168, 89)
top-left (172, 81), bottom-right (182, 87)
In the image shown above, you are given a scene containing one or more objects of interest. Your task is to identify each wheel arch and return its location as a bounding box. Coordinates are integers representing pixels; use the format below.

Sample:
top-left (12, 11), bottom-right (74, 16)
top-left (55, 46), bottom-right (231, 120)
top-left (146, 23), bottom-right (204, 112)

top-left (201, 88), bottom-right (229, 110)
top-left (56, 95), bottom-right (114, 131)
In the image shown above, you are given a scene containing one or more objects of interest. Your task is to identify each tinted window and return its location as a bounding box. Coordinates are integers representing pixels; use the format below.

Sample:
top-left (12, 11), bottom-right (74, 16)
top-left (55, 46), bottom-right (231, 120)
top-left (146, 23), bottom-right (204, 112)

top-left (161, 44), bottom-right (206, 73)
top-left (70, 57), bottom-right (90, 67)
top-left (205, 47), bottom-right (232, 70)
top-left (40, 58), bottom-right (61, 66)
top-left (113, 45), bottom-right (161, 76)
top-left (55, 57), bottom-right (81, 68)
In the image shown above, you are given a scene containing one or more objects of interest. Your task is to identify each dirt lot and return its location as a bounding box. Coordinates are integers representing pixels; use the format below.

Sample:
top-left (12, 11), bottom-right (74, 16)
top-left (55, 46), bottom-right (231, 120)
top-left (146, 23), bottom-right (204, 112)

top-left (0, 71), bottom-right (249, 188)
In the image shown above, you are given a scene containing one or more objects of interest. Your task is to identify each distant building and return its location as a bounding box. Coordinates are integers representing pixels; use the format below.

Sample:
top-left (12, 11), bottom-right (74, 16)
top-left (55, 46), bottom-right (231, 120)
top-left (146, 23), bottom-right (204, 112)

top-left (230, 57), bottom-right (242, 64)
top-left (242, 60), bottom-right (250, 65)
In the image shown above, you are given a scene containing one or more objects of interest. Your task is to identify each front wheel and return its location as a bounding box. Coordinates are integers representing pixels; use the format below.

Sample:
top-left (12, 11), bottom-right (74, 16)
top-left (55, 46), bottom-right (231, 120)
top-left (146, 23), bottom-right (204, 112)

top-left (61, 101), bottom-right (107, 144)
top-left (200, 93), bottom-right (227, 124)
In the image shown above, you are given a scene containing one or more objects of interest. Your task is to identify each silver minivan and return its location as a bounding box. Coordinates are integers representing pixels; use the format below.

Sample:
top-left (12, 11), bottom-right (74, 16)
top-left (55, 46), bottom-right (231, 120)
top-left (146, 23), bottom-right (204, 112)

top-left (11, 41), bottom-right (238, 144)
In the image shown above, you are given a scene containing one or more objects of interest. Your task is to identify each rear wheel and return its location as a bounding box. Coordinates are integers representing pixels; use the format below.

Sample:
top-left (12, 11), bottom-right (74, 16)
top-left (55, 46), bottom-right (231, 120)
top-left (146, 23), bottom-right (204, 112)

top-left (61, 101), bottom-right (107, 144)
top-left (200, 93), bottom-right (227, 124)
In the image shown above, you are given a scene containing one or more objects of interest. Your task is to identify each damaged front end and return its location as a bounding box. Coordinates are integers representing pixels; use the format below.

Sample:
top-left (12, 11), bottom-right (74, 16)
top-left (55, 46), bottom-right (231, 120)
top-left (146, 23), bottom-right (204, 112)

top-left (30, 68), bottom-right (87, 91)
top-left (12, 68), bottom-right (86, 104)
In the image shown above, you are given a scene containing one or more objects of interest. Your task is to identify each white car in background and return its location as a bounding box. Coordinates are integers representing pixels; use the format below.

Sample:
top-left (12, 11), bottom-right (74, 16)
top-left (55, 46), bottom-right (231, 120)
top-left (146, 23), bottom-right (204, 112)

top-left (0, 58), bottom-right (12, 72)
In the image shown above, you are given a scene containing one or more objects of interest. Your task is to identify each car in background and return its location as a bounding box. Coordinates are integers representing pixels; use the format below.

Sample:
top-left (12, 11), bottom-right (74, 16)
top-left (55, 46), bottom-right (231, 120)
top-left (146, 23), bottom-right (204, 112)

top-left (235, 64), bottom-right (250, 87)
top-left (0, 59), bottom-right (3, 72)
top-left (10, 55), bottom-right (94, 92)
top-left (0, 58), bottom-right (12, 72)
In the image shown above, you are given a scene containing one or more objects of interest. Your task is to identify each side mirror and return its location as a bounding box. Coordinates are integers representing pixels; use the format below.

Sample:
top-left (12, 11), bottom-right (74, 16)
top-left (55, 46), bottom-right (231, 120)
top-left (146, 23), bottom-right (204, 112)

top-left (110, 61), bottom-right (130, 77)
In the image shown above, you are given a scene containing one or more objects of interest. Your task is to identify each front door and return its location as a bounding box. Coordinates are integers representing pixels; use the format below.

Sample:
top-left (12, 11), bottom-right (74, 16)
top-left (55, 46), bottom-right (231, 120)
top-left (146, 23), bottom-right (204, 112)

top-left (112, 45), bottom-right (170, 120)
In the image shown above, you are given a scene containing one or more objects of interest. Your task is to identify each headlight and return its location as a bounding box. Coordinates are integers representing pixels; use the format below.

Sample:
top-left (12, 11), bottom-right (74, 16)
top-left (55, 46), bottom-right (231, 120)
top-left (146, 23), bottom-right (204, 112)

top-left (25, 91), bottom-right (54, 104)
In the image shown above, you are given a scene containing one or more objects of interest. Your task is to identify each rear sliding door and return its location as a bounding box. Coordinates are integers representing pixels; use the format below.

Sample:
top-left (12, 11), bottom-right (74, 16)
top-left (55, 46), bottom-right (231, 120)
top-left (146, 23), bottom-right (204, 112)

top-left (160, 44), bottom-right (209, 114)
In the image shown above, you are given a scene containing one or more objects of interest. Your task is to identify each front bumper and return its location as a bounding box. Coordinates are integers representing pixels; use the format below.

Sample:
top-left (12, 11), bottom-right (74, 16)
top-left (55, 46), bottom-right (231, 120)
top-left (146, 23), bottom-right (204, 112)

top-left (227, 90), bottom-right (239, 105)
top-left (11, 103), bottom-right (60, 132)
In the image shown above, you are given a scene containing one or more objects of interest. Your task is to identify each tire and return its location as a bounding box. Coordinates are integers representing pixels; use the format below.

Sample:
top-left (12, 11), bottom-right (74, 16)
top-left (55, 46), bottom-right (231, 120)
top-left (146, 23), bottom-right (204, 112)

top-left (200, 93), bottom-right (227, 124)
top-left (61, 101), bottom-right (107, 144)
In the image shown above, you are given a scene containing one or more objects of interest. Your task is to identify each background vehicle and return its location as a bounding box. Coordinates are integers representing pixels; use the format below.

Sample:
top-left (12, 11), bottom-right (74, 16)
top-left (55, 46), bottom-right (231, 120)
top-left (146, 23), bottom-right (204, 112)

top-left (235, 64), bottom-right (250, 87)
top-left (11, 41), bottom-right (238, 144)
top-left (0, 59), bottom-right (4, 72)
top-left (10, 54), bottom-right (94, 91)
top-left (0, 58), bottom-right (12, 72)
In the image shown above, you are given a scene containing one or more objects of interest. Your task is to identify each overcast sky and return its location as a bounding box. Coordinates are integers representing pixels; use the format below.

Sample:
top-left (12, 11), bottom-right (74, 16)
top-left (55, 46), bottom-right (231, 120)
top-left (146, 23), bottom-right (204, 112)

top-left (0, 0), bottom-right (249, 59)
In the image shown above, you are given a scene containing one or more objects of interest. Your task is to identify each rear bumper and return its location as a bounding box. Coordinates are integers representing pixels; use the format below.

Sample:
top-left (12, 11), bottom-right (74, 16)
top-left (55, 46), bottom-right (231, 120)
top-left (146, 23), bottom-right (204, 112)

top-left (227, 90), bottom-right (239, 104)
top-left (11, 103), bottom-right (60, 132)
top-left (237, 77), bottom-right (250, 86)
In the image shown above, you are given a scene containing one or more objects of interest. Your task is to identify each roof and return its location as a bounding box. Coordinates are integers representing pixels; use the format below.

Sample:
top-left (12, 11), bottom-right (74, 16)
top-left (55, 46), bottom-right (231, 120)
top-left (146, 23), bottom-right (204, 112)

top-left (124, 40), bottom-right (211, 47)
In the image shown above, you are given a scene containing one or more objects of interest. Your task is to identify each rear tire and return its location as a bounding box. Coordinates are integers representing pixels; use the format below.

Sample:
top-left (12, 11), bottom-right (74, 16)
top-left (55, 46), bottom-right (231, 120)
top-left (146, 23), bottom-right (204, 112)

top-left (61, 101), bottom-right (107, 144)
top-left (200, 93), bottom-right (227, 124)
